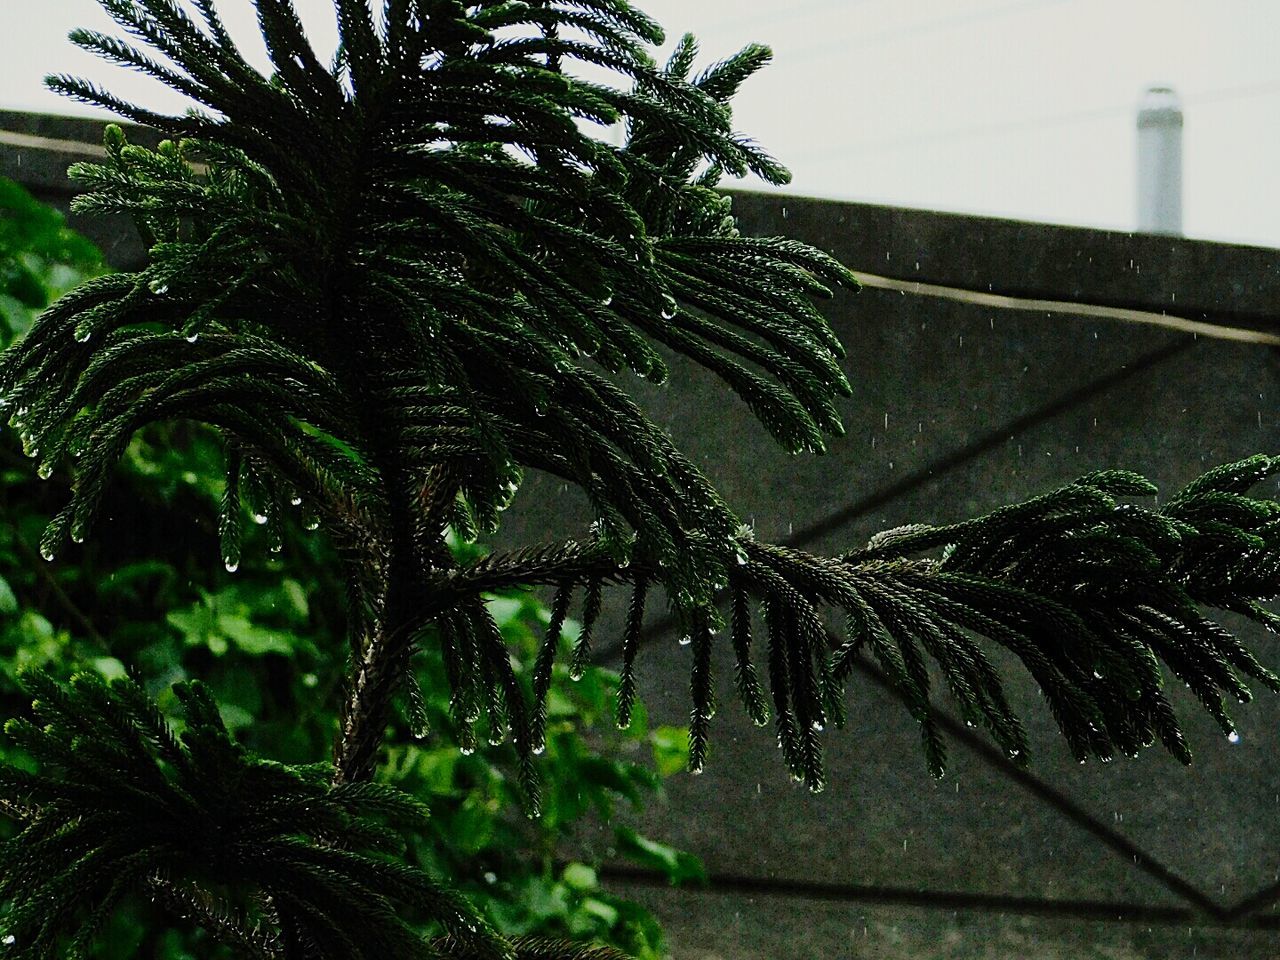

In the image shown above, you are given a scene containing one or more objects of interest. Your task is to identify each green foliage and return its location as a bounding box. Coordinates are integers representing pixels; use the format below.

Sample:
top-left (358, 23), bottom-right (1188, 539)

top-left (834, 461), bottom-right (1280, 777)
top-left (0, 178), bottom-right (103, 336)
top-left (1, 671), bottom-right (503, 960)
top-left (0, 188), bottom-right (692, 956)
top-left (394, 578), bottom-right (698, 960)
top-left (0, 612), bottom-right (692, 959)
top-left (0, 664), bottom-right (681, 959)
top-left (2, 0), bottom-right (1279, 957)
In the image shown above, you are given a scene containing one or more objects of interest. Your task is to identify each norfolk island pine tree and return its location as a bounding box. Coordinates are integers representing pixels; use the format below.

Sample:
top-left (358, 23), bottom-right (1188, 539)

top-left (3, 1), bottom-right (1280, 957)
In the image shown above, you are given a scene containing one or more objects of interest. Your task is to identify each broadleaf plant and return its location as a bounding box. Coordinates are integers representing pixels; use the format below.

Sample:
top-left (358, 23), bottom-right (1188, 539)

top-left (3, 1), bottom-right (1280, 956)
top-left (0, 177), bottom-right (105, 337)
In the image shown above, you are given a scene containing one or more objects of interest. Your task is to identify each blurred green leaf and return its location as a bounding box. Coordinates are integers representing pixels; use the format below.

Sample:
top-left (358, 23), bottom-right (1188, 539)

top-left (614, 826), bottom-right (707, 887)
top-left (485, 594), bottom-right (524, 629)
top-left (562, 862), bottom-right (598, 893)
top-left (0, 575), bottom-right (17, 616)
top-left (90, 656), bottom-right (128, 681)
top-left (281, 578), bottom-right (310, 620)
top-left (579, 897), bottom-right (618, 927)
top-left (219, 614), bottom-right (296, 657)
top-left (651, 725), bottom-right (691, 778)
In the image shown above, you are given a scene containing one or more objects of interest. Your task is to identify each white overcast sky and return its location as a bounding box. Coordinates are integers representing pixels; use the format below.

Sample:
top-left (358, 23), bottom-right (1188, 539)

top-left (3, 0), bottom-right (1279, 248)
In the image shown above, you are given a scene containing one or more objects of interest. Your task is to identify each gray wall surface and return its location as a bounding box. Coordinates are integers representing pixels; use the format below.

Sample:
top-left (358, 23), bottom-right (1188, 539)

top-left (490, 194), bottom-right (1280, 958)
top-left (6, 110), bottom-right (1280, 959)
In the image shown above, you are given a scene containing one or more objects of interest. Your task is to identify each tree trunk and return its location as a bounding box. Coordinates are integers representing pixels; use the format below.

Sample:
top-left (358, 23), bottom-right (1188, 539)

top-left (331, 448), bottom-right (454, 783)
top-left (332, 555), bottom-right (419, 783)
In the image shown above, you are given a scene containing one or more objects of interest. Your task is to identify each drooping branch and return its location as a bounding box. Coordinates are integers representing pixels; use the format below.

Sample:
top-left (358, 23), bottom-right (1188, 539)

top-left (143, 876), bottom-right (281, 960)
top-left (431, 459), bottom-right (1280, 794)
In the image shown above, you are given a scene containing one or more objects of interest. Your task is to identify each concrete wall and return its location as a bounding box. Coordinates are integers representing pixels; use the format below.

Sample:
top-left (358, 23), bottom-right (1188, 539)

top-left (6, 109), bottom-right (1280, 958)
top-left (492, 195), bottom-right (1280, 959)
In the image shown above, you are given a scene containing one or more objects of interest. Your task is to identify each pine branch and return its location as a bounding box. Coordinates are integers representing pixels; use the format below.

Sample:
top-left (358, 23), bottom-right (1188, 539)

top-left (0, 672), bottom-right (510, 960)
top-left (436, 937), bottom-right (633, 960)
top-left (434, 459), bottom-right (1280, 792)
top-left (8, 0), bottom-right (852, 616)
top-left (143, 876), bottom-right (281, 960)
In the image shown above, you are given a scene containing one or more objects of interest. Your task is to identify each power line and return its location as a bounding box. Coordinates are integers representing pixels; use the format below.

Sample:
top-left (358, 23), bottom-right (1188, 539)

top-left (849, 269), bottom-right (1280, 346)
top-left (789, 79), bottom-right (1280, 165)
top-left (8, 126), bottom-right (1279, 345)
top-left (0, 129), bottom-right (105, 157)
top-left (599, 864), bottom-right (1238, 929)
top-left (698, 0), bottom-right (886, 40)
top-left (783, 0), bottom-right (1072, 59)
top-left (801, 103), bottom-right (1131, 164)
